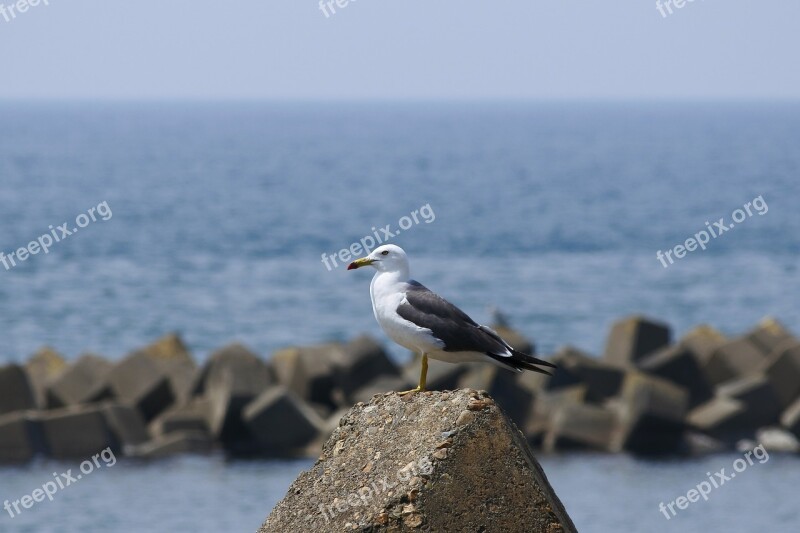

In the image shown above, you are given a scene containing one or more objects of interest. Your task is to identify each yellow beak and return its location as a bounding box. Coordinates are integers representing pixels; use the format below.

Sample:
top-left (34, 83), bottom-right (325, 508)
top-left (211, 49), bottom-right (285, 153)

top-left (347, 257), bottom-right (376, 270)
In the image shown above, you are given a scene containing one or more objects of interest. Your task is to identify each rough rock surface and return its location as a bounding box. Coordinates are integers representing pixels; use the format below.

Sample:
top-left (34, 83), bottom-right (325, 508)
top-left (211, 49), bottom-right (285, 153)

top-left (259, 389), bottom-right (576, 533)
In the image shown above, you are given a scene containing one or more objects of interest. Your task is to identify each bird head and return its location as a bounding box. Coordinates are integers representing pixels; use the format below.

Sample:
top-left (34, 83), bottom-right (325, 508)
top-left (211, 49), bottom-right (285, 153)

top-left (348, 244), bottom-right (409, 273)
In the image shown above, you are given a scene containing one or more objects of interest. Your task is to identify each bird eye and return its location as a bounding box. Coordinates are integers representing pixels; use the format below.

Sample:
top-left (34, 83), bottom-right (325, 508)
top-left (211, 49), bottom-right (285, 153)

top-left (381, 251), bottom-right (389, 256)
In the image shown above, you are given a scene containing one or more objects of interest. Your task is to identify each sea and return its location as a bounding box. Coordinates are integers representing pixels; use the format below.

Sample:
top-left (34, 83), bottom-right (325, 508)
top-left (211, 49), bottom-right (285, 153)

top-left (1, 102), bottom-right (798, 532)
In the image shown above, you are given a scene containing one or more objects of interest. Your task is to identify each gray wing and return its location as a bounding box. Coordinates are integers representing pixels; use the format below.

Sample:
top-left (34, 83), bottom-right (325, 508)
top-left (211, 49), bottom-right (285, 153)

top-left (396, 281), bottom-right (512, 357)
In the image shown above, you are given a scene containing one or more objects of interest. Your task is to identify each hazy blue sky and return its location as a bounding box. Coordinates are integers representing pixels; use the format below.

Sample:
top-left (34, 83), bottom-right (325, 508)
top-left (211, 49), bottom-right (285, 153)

top-left (1, 0), bottom-right (798, 100)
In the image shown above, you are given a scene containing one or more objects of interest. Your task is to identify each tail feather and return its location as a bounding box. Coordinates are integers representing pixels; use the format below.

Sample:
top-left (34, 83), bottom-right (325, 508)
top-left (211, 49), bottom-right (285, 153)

top-left (485, 348), bottom-right (557, 376)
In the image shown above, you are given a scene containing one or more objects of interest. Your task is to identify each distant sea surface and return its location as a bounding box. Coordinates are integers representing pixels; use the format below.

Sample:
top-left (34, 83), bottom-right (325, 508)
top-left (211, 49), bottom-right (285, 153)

top-left (1, 102), bottom-right (798, 532)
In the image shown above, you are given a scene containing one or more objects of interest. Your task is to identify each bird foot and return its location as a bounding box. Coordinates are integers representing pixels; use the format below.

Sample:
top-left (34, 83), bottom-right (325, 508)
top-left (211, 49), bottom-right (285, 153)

top-left (397, 386), bottom-right (425, 396)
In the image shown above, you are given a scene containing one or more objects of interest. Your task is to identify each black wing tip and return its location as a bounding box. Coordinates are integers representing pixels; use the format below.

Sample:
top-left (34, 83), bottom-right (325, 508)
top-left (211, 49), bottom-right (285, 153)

top-left (510, 348), bottom-right (557, 369)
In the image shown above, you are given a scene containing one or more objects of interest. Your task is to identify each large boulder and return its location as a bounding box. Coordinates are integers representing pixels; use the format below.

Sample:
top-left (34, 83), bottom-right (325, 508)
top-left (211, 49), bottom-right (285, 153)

top-left (0, 364), bottom-right (36, 416)
top-left (604, 315), bottom-right (671, 366)
top-left (680, 325), bottom-right (728, 364)
top-left (149, 398), bottom-right (211, 438)
top-left (687, 397), bottom-right (753, 442)
top-left (259, 389), bottom-right (576, 533)
top-left (744, 317), bottom-right (796, 355)
top-left (46, 354), bottom-right (113, 408)
top-left (543, 402), bottom-right (620, 453)
top-left (24, 347), bottom-right (67, 408)
top-left (716, 375), bottom-right (783, 427)
top-left (102, 403), bottom-right (149, 450)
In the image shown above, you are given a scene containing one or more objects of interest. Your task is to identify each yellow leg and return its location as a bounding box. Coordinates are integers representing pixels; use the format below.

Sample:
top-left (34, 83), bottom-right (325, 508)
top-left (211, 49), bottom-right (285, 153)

top-left (399, 353), bottom-right (428, 395)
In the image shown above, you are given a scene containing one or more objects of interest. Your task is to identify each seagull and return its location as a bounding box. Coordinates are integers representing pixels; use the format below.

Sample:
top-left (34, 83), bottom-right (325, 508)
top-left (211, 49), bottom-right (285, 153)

top-left (348, 244), bottom-right (555, 394)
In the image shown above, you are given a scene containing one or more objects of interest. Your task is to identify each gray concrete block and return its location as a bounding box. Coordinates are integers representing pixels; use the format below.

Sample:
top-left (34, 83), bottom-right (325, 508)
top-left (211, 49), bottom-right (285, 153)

top-left (543, 403), bottom-right (620, 453)
top-left (131, 431), bottom-right (214, 459)
top-left (137, 333), bottom-right (198, 403)
top-left (269, 343), bottom-right (340, 410)
top-left (106, 351), bottom-right (175, 421)
top-left (24, 347), bottom-right (67, 409)
top-left (0, 411), bottom-right (45, 463)
top-left (457, 364), bottom-right (535, 427)
top-left (604, 315), bottom-right (671, 366)
top-left (336, 335), bottom-right (400, 400)
top-left (202, 344), bottom-right (273, 451)
top-left (761, 340), bottom-right (800, 408)
top-left (780, 398), bottom-right (800, 438)
top-left (243, 386), bottom-right (323, 454)
top-left (704, 337), bottom-right (766, 385)
top-left (680, 325), bottom-right (727, 364)
top-left (0, 364), bottom-right (36, 416)
top-left (745, 317), bottom-right (796, 355)
top-left (639, 344), bottom-right (714, 407)
top-left (612, 372), bottom-right (689, 454)
top-left (40, 406), bottom-right (114, 459)
top-left (717, 374), bottom-right (783, 426)
top-left (523, 386), bottom-right (586, 445)
top-left (46, 354), bottom-right (113, 408)
top-left (149, 398), bottom-right (211, 438)
top-left (687, 397), bottom-right (753, 441)
top-left (102, 403), bottom-right (149, 449)
top-left (547, 346), bottom-right (625, 403)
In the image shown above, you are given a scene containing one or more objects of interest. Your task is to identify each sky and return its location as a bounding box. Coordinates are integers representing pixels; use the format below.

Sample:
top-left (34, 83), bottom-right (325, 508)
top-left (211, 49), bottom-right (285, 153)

top-left (0, 0), bottom-right (799, 101)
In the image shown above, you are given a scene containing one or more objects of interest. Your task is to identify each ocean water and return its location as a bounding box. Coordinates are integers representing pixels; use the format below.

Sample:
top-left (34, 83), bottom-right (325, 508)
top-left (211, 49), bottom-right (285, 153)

top-left (1, 102), bottom-right (798, 532)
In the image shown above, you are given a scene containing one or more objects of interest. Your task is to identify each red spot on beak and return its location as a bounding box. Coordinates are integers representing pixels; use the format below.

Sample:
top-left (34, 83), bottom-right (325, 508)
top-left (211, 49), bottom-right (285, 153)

top-left (347, 262), bottom-right (358, 270)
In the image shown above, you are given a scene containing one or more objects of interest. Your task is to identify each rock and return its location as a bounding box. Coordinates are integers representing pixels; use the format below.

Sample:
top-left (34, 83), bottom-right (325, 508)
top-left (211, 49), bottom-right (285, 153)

top-left (269, 342), bottom-right (342, 410)
top-left (745, 317), bottom-right (796, 355)
top-left (131, 431), bottom-right (214, 459)
top-left (611, 372), bottom-right (689, 454)
top-left (638, 344), bottom-right (714, 407)
top-left (457, 364), bottom-right (534, 427)
top-left (258, 389), bottom-right (576, 533)
top-left (102, 403), bottom-right (149, 449)
top-left (547, 346), bottom-right (625, 403)
top-left (336, 335), bottom-right (401, 401)
top-left (680, 325), bottom-right (728, 364)
top-left (703, 337), bottom-right (765, 385)
top-left (105, 351), bottom-right (175, 421)
top-left (604, 315), bottom-right (671, 366)
top-left (687, 397), bottom-right (752, 441)
top-left (780, 398), bottom-right (800, 438)
top-left (761, 339), bottom-right (800, 408)
top-left (754, 426), bottom-right (800, 453)
top-left (0, 364), bottom-right (36, 416)
top-left (716, 374), bottom-right (783, 427)
top-left (24, 347), bottom-right (67, 408)
top-left (149, 398), bottom-right (211, 438)
top-left (46, 354), bottom-right (113, 408)
top-left (40, 406), bottom-right (114, 459)
top-left (201, 343), bottom-right (273, 452)
top-left (242, 386), bottom-right (324, 455)
top-left (543, 403), bottom-right (620, 453)
top-left (0, 411), bottom-right (45, 463)
top-left (137, 333), bottom-right (198, 403)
